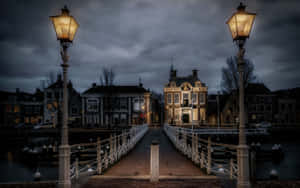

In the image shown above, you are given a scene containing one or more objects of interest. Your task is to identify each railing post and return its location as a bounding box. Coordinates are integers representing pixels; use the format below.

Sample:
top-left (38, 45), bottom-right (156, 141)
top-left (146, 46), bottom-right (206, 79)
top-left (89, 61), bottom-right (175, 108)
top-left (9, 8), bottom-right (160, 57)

top-left (109, 134), bottom-right (113, 164)
top-left (195, 134), bottom-right (199, 164)
top-left (200, 150), bottom-right (204, 168)
top-left (192, 133), bottom-right (195, 162)
top-left (97, 137), bottom-right (102, 175)
top-left (122, 131), bottom-right (126, 154)
top-left (104, 149), bottom-right (108, 169)
top-left (207, 136), bottom-right (211, 175)
top-left (116, 135), bottom-right (119, 160)
top-left (230, 158), bottom-right (234, 179)
top-left (113, 134), bottom-right (117, 162)
top-left (175, 129), bottom-right (179, 148)
top-left (75, 157), bottom-right (79, 180)
top-left (183, 130), bottom-right (187, 154)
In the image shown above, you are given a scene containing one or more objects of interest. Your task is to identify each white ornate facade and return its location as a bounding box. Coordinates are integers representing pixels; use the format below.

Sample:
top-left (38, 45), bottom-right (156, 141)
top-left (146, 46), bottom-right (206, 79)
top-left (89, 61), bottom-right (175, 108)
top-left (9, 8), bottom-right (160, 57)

top-left (164, 68), bottom-right (208, 126)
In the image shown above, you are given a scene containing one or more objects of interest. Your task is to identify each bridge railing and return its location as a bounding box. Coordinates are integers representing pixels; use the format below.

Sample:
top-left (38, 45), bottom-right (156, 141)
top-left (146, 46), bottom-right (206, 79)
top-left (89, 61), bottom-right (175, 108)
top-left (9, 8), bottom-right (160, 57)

top-left (174, 126), bottom-right (268, 135)
top-left (164, 124), bottom-right (239, 179)
top-left (69, 124), bottom-right (148, 181)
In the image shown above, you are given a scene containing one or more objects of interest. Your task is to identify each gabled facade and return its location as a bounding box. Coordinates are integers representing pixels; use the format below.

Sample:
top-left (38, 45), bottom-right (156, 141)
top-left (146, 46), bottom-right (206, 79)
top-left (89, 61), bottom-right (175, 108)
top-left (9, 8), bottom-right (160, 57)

top-left (164, 67), bottom-right (208, 126)
top-left (43, 75), bottom-right (81, 127)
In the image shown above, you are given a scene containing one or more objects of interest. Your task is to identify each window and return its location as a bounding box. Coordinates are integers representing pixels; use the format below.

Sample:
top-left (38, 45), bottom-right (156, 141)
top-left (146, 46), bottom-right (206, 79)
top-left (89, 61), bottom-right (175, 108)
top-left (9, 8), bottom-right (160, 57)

top-left (55, 92), bottom-right (59, 99)
top-left (120, 114), bottom-right (127, 124)
top-left (120, 98), bottom-right (128, 110)
top-left (199, 93), bottom-right (205, 104)
top-left (14, 105), bottom-right (20, 113)
top-left (34, 106), bottom-right (40, 113)
top-left (174, 93), bottom-right (180, 104)
top-left (87, 99), bottom-right (98, 112)
top-left (175, 109), bottom-right (180, 120)
top-left (192, 93), bottom-right (197, 104)
top-left (72, 107), bottom-right (77, 114)
top-left (47, 92), bottom-right (52, 99)
top-left (183, 93), bottom-right (189, 106)
top-left (113, 97), bottom-right (120, 110)
top-left (133, 98), bottom-right (144, 112)
top-left (167, 93), bottom-right (172, 104)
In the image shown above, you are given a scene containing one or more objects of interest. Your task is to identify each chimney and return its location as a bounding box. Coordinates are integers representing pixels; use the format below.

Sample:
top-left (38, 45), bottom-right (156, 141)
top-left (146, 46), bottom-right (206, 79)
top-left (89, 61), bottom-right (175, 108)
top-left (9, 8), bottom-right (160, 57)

top-left (192, 69), bottom-right (198, 79)
top-left (92, 83), bottom-right (97, 88)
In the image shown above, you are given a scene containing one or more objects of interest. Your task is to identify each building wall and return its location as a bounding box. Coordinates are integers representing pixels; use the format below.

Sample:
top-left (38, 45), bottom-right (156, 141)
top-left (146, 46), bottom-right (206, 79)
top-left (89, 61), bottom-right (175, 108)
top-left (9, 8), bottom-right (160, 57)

top-left (82, 92), bottom-right (153, 127)
top-left (164, 81), bottom-right (208, 126)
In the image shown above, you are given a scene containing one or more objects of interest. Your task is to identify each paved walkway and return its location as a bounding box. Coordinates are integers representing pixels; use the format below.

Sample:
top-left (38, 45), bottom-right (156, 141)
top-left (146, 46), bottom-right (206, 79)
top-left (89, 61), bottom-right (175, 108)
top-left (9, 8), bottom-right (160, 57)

top-left (78, 128), bottom-right (222, 188)
top-left (104, 128), bottom-right (204, 176)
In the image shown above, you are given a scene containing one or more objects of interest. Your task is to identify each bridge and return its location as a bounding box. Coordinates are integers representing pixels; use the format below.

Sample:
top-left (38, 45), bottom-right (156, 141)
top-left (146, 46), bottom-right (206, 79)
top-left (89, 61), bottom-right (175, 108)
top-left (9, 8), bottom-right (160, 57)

top-left (66, 124), bottom-right (264, 187)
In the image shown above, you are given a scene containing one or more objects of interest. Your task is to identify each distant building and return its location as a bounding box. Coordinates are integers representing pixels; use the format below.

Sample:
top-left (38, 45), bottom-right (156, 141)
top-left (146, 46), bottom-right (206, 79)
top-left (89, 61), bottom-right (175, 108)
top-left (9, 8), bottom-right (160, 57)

top-left (43, 75), bottom-right (81, 127)
top-left (164, 67), bottom-right (208, 126)
top-left (81, 83), bottom-right (159, 127)
top-left (208, 83), bottom-right (276, 127)
top-left (0, 88), bottom-right (43, 127)
top-left (273, 89), bottom-right (298, 125)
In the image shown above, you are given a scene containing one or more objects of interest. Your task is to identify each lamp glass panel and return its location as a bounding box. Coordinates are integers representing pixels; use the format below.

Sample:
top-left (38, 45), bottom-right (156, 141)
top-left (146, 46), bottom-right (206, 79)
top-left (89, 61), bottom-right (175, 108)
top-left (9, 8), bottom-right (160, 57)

top-left (51, 16), bottom-right (72, 40)
top-left (236, 13), bottom-right (255, 37)
top-left (68, 16), bottom-right (79, 41)
top-left (227, 15), bottom-right (238, 39)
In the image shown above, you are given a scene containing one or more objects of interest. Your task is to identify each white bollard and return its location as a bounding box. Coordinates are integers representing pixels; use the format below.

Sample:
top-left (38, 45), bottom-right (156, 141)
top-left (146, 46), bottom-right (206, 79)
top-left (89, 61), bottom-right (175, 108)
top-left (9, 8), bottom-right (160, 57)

top-left (150, 140), bottom-right (159, 182)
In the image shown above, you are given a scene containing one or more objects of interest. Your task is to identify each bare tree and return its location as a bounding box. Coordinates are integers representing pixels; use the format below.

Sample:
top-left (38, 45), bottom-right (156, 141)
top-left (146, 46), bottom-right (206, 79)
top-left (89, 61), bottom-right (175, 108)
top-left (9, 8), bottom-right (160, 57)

top-left (100, 67), bottom-right (115, 86)
top-left (221, 56), bottom-right (256, 94)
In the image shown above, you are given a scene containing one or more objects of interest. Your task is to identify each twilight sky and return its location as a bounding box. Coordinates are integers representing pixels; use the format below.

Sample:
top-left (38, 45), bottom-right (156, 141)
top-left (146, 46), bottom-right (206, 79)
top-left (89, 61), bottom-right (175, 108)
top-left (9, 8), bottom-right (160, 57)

top-left (0, 0), bottom-right (299, 94)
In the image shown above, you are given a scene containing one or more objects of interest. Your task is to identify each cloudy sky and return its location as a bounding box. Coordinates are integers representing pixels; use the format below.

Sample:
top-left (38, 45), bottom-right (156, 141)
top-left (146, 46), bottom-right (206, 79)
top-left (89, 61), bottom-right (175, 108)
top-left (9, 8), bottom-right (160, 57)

top-left (0, 0), bottom-right (299, 94)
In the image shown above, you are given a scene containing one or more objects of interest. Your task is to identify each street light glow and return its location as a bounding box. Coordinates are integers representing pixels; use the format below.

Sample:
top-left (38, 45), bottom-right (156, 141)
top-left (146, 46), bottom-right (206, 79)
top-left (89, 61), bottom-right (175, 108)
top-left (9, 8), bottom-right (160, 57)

top-left (226, 3), bottom-right (256, 41)
top-left (50, 6), bottom-right (79, 43)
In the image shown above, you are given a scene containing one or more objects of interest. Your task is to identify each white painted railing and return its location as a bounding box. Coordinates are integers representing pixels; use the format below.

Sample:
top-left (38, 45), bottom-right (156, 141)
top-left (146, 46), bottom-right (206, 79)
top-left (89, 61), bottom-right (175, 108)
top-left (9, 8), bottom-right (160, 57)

top-left (175, 126), bottom-right (268, 135)
top-left (70, 124), bottom-right (148, 180)
top-left (164, 124), bottom-right (238, 179)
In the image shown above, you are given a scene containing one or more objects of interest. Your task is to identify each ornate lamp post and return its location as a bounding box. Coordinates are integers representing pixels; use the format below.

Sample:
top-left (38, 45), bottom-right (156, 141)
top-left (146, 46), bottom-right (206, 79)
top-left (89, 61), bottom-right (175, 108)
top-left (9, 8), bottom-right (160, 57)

top-left (50, 6), bottom-right (79, 188)
top-left (226, 2), bottom-right (256, 188)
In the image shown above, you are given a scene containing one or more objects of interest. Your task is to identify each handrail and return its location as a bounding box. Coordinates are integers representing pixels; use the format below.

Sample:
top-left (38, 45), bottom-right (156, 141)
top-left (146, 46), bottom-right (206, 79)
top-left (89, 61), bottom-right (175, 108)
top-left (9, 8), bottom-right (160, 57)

top-left (70, 124), bottom-right (148, 181)
top-left (164, 124), bottom-right (239, 179)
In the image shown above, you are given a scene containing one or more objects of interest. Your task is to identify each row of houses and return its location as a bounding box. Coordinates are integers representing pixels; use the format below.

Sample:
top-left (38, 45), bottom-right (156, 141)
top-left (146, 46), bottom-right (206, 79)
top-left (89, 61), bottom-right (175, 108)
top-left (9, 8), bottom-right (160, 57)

top-left (164, 67), bottom-right (300, 127)
top-left (0, 74), bottom-right (162, 128)
top-left (1, 69), bottom-right (299, 128)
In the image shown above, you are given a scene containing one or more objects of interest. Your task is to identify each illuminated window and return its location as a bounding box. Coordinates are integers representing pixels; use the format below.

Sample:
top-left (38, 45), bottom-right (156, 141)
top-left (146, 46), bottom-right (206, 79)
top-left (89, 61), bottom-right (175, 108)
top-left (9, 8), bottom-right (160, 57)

top-left (14, 105), bottom-right (20, 112)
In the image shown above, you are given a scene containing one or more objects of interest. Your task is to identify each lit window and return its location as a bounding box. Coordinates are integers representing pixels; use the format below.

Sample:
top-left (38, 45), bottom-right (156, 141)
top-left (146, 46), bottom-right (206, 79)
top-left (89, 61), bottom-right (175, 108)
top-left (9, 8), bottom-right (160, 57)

top-left (14, 105), bottom-right (20, 113)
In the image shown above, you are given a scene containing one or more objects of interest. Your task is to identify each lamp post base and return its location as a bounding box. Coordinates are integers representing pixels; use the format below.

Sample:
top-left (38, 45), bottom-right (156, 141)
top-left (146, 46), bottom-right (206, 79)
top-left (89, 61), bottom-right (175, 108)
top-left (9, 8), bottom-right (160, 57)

top-left (237, 144), bottom-right (250, 188)
top-left (58, 145), bottom-right (71, 188)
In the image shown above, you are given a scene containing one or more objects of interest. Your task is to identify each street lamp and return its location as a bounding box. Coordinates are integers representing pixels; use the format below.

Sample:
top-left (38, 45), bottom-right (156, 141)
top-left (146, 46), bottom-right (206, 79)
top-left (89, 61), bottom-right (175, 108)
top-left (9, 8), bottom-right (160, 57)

top-left (50, 5), bottom-right (79, 188)
top-left (226, 2), bottom-right (256, 188)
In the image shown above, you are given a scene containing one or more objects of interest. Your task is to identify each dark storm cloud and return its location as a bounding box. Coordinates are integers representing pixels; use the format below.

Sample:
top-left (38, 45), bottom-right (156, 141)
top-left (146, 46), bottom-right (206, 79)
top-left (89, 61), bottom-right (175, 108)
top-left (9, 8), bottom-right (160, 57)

top-left (0, 0), bottom-right (299, 94)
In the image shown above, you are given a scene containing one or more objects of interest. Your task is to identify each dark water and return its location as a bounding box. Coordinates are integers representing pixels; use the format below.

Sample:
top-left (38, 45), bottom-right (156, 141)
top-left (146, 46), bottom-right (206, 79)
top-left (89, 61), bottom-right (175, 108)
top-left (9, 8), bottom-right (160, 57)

top-left (256, 141), bottom-right (300, 180)
top-left (0, 159), bottom-right (57, 182)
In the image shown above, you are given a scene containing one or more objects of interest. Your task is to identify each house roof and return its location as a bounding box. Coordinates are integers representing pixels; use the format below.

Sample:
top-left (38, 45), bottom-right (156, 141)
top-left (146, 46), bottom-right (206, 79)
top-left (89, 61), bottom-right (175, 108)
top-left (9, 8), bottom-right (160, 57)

top-left (83, 85), bottom-right (148, 95)
top-left (245, 83), bottom-right (270, 95)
